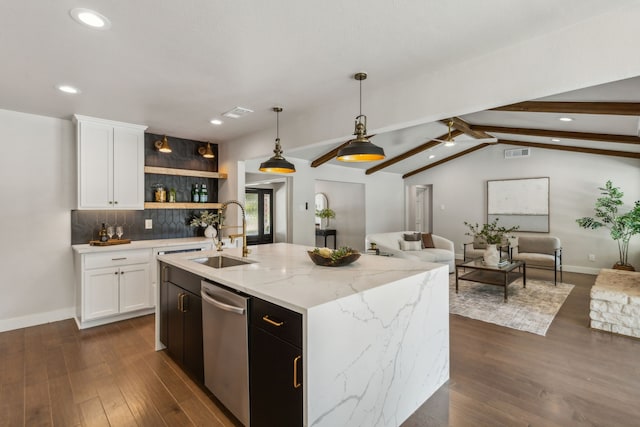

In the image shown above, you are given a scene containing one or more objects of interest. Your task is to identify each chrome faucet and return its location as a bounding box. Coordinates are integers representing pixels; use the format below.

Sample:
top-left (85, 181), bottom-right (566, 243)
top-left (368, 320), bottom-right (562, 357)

top-left (220, 200), bottom-right (250, 257)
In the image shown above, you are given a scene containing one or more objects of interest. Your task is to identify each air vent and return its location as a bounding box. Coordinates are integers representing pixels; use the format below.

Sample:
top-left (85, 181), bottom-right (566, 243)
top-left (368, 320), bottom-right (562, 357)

top-left (504, 148), bottom-right (530, 159)
top-left (222, 107), bottom-right (254, 119)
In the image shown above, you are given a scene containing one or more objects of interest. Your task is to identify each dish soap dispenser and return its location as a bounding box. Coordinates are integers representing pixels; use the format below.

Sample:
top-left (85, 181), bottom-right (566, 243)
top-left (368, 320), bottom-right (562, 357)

top-left (99, 223), bottom-right (109, 242)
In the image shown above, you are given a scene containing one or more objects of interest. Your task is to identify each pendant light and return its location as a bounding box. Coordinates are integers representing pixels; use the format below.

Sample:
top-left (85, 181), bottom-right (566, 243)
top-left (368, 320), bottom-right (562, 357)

top-left (259, 107), bottom-right (296, 174)
top-left (154, 135), bottom-right (172, 153)
top-left (198, 142), bottom-right (215, 158)
top-left (337, 72), bottom-right (385, 162)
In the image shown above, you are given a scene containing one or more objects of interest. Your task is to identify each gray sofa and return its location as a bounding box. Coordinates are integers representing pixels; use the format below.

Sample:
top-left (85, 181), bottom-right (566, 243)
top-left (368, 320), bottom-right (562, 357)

top-left (365, 231), bottom-right (455, 273)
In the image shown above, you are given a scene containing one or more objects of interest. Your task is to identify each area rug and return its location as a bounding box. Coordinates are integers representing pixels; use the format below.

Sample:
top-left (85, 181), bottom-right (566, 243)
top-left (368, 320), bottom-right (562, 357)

top-left (449, 276), bottom-right (574, 336)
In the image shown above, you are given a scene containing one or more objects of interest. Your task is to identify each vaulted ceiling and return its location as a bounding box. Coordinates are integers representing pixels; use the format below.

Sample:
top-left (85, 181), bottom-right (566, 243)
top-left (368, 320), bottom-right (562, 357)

top-left (288, 76), bottom-right (640, 177)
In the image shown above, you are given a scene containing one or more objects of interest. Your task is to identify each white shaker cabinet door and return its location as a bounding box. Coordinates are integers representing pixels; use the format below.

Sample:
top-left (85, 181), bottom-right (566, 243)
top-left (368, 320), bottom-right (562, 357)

top-left (113, 127), bottom-right (145, 209)
top-left (78, 121), bottom-right (114, 209)
top-left (83, 267), bottom-right (120, 320)
top-left (119, 263), bottom-right (151, 313)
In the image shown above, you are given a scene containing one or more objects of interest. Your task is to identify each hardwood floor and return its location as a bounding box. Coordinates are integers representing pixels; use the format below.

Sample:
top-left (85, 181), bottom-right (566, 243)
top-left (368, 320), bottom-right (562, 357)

top-left (403, 269), bottom-right (640, 427)
top-left (1, 270), bottom-right (638, 426)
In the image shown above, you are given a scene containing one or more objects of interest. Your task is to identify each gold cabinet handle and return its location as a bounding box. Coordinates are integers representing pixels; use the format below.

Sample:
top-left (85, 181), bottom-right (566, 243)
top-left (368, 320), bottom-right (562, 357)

top-left (177, 293), bottom-right (182, 311)
top-left (262, 315), bottom-right (284, 327)
top-left (182, 293), bottom-right (188, 312)
top-left (293, 355), bottom-right (302, 389)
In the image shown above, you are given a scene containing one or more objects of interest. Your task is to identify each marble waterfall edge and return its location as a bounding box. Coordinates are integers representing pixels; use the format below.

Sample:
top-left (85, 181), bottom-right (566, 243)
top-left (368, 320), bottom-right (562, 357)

top-left (306, 265), bottom-right (450, 427)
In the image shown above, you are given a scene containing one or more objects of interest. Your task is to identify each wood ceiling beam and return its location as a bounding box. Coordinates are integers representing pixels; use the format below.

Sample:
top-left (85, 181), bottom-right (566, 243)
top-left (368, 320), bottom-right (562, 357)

top-left (402, 143), bottom-right (491, 179)
top-left (310, 135), bottom-right (376, 168)
top-left (364, 130), bottom-right (463, 175)
top-left (498, 139), bottom-right (640, 159)
top-left (471, 125), bottom-right (640, 145)
top-left (490, 101), bottom-right (640, 116)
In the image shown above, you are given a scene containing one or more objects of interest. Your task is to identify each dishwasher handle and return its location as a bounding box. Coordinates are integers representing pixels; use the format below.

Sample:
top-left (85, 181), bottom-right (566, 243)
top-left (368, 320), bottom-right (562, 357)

top-left (201, 290), bottom-right (246, 315)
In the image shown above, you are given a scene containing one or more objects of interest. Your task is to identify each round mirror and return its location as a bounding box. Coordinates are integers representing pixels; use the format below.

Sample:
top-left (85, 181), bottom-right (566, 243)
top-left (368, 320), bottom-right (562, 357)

top-left (315, 193), bottom-right (328, 225)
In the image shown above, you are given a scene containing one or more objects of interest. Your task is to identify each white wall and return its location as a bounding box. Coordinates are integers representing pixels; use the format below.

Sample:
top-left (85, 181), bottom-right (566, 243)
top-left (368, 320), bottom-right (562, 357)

top-left (0, 110), bottom-right (76, 331)
top-left (404, 144), bottom-right (640, 274)
top-left (315, 180), bottom-right (366, 251)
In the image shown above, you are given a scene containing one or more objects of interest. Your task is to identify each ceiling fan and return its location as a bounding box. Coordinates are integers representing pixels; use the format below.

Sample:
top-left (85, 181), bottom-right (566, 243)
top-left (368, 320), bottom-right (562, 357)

top-left (431, 119), bottom-right (497, 146)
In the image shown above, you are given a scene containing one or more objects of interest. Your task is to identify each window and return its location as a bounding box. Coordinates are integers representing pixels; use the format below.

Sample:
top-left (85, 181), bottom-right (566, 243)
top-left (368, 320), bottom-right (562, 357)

top-left (245, 188), bottom-right (273, 245)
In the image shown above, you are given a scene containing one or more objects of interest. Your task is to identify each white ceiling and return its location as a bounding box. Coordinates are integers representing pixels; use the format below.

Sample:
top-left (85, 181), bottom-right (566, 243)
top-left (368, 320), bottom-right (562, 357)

top-left (1, 0), bottom-right (635, 148)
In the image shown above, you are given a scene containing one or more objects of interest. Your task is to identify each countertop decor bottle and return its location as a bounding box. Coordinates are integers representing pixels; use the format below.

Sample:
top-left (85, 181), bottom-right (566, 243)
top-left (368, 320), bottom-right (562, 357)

top-left (200, 183), bottom-right (208, 203)
top-left (99, 223), bottom-right (109, 242)
top-left (192, 184), bottom-right (200, 203)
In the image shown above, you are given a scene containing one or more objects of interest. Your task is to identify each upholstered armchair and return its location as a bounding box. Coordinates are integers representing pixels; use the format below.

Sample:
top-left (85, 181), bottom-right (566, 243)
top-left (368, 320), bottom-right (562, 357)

top-left (510, 236), bottom-right (562, 285)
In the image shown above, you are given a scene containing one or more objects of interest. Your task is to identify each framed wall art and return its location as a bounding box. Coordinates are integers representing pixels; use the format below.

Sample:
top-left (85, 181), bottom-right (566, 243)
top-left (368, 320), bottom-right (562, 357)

top-left (487, 177), bottom-right (550, 232)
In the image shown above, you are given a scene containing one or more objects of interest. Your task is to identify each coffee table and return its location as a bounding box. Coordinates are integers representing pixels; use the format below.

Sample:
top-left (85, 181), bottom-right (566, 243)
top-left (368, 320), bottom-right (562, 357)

top-left (455, 259), bottom-right (526, 302)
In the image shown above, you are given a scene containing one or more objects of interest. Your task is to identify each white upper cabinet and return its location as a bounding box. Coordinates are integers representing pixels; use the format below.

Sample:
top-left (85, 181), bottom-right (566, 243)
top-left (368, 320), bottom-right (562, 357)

top-left (74, 115), bottom-right (147, 210)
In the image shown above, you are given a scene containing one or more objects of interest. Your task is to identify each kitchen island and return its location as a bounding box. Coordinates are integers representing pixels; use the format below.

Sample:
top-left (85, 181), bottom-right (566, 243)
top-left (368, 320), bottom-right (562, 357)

top-left (157, 243), bottom-right (449, 427)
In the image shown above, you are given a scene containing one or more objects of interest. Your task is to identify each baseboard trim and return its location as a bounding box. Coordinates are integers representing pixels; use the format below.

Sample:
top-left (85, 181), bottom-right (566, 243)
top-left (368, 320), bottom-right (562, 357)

top-left (0, 307), bottom-right (75, 333)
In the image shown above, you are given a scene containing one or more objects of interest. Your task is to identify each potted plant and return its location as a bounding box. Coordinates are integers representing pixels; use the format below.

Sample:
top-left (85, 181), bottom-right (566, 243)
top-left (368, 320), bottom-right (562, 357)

top-left (190, 210), bottom-right (221, 239)
top-left (464, 219), bottom-right (519, 265)
top-left (576, 180), bottom-right (640, 271)
top-left (316, 208), bottom-right (336, 229)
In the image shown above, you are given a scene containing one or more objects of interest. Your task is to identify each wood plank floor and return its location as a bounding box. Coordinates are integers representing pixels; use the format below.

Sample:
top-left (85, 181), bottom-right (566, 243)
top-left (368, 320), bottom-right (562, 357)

top-left (1, 270), bottom-right (639, 426)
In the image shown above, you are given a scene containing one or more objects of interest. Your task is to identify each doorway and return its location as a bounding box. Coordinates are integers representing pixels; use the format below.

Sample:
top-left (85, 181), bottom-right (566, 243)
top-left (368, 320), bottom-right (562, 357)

top-left (406, 184), bottom-right (432, 232)
top-left (245, 188), bottom-right (274, 245)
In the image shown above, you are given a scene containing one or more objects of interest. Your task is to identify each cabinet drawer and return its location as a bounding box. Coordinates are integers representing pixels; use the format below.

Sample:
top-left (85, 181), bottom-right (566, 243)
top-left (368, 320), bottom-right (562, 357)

top-left (84, 249), bottom-right (152, 269)
top-left (251, 297), bottom-right (302, 348)
top-left (163, 263), bottom-right (202, 295)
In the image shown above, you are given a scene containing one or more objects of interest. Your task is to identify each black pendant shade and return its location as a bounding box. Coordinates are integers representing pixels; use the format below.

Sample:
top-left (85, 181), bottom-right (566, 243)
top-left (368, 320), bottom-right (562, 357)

top-left (260, 107), bottom-right (295, 174)
top-left (337, 72), bottom-right (385, 162)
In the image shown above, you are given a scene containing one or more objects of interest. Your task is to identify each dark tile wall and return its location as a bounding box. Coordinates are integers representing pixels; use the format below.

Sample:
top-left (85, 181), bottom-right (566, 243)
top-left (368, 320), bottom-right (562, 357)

top-left (71, 133), bottom-right (221, 244)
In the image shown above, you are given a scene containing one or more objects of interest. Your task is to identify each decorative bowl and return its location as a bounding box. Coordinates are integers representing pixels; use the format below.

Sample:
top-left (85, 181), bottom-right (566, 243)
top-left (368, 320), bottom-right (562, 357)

top-left (307, 250), bottom-right (361, 267)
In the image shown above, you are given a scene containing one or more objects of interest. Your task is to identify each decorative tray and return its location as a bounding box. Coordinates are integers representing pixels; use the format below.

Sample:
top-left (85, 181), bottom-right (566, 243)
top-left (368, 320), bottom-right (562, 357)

top-left (307, 248), bottom-right (360, 267)
top-left (89, 239), bottom-right (132, 246)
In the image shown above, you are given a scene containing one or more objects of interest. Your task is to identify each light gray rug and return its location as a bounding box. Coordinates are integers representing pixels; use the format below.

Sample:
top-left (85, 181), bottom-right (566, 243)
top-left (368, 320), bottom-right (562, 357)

top-left (449, 276), bottom-right (574, 336)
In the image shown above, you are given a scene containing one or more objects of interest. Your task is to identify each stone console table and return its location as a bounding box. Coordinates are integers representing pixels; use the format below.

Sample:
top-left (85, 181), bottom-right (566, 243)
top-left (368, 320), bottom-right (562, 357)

top-left (590, 268), bottom-right (640, 338)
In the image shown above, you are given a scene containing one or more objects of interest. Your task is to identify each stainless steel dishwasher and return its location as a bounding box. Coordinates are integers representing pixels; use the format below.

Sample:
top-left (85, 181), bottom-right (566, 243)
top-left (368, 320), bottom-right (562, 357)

top-left (201, 280), bottom-right (250, 426)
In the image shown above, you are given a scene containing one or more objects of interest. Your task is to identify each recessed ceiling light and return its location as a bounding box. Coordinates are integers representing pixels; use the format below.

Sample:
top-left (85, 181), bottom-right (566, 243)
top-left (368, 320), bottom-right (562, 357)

top-left (551, 138), bottom-right (561, 142)
top-left (210, 119), bottom-right (223, 125)
top-left (558, 117), bottom-right (573, 122)
top-left (428, 154), bottom-right (435, 159)
top-left (70, 8), bottom-right (111, 29)
top-left (57, 85), bottom-right (80, 94)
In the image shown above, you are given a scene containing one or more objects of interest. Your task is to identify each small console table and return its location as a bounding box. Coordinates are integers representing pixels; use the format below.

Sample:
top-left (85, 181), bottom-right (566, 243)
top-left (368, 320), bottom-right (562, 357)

top-left (315, 228), bottom-right (337, 249)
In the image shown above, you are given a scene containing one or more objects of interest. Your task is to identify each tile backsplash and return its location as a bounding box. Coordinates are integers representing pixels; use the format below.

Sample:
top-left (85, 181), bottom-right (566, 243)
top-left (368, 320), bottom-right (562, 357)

top-left (71, 208), bottom-right (214, 244)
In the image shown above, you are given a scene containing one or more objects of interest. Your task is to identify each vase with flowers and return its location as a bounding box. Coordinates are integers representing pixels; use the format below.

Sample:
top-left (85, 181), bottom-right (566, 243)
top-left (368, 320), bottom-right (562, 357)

top-left (316, 208), bottom-right (336, 230)
top-left (190, 210), bottom-right (221, 239)
top-left (464, 219), bottom-right (519, 265)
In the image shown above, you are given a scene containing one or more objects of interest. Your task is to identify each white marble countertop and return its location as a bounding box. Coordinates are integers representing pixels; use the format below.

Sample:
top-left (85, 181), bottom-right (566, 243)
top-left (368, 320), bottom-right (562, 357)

top-left (72, 237), bottom-right (214, 254)
top-left (157, 242), bottom-right (445, 313)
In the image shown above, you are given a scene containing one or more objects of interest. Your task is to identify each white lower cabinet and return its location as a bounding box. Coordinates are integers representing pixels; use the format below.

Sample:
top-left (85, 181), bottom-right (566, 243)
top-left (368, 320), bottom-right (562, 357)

top-left (75, 248), bottom-right (153, 328)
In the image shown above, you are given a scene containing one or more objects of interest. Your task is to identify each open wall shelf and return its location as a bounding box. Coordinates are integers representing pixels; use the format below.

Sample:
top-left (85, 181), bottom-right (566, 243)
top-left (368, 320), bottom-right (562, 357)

top-left (144, 202), bottom-right (222, 209)
top-left (144, 166), bottom-right (227, 179)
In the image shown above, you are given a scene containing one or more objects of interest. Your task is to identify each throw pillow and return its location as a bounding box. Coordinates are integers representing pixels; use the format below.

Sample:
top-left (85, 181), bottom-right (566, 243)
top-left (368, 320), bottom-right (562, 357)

top-left (403, 232), bottom-right (421, 241)
top-left (399, 240), bottom-right (422, 251)
top-left (421, 233), bottom-right (435, 248)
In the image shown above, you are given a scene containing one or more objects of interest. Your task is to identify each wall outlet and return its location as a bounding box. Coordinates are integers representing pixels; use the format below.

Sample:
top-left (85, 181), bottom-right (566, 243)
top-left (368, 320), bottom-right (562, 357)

top-left (588, 254), bottom-right (596, 262)
top-left (145, 219), bottom-right (153, 229)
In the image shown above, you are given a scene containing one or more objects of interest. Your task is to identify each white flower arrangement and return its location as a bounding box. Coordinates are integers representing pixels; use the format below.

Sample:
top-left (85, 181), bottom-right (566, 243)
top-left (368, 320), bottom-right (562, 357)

top-left (189, 210), bottom-right (221, 228)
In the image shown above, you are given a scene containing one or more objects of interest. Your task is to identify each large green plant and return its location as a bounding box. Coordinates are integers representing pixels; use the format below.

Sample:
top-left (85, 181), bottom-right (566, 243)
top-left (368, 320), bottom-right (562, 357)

top-left (576, 180), bottom-right (640, 267)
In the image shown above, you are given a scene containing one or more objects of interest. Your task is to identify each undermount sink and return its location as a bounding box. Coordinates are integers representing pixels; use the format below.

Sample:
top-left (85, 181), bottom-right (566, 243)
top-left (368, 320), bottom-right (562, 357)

top-left (191, 255), bottom-right (254, 269)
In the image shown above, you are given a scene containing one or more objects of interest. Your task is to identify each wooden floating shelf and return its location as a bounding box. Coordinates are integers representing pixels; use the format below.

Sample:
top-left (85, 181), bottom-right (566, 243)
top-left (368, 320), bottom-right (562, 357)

top-left (144, 202), bottom-right (223, 210)
top-left (144, 166), bottom-right (227, 179)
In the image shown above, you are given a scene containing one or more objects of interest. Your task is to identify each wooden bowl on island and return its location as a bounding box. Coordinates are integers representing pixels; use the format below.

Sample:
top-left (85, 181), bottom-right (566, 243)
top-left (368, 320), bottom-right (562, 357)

top-left (307, 248), bottom-right (361, 267)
